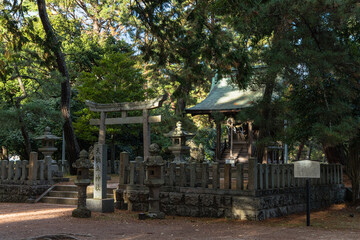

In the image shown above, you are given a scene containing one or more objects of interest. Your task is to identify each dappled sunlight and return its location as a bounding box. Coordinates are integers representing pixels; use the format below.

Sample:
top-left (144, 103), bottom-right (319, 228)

top-left (0, 207), bottom-right (73, 224)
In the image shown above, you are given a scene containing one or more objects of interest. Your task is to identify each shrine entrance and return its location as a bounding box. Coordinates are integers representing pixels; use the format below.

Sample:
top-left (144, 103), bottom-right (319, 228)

top-left (86, 94), bottom-right (167, 160)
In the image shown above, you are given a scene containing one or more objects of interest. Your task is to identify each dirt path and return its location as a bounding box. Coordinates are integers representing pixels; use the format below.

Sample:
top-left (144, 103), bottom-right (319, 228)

top-left (0, 203), bottom-right (359, 240)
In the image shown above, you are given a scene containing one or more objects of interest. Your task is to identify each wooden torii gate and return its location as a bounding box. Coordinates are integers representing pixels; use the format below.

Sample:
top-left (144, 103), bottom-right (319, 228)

top-left (85, 94), bottom-right (167, 160)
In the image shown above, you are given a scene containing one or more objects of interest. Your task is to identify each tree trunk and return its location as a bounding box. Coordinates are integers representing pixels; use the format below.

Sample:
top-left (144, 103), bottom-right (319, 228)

top-left (323, 145), bottom-right (347, 165)
top-left (15, 102), bottom-right (31, 160)
top-left (37, 0), bottom-right (80, 174)
top-left (347, 138), bottom-right (360, 203)
top-left (296, 142), bottom-right (305, 161)
top-left (14, 65), bottom-right (31, 159)
top-left (257, 74), bottom-right (276, 161)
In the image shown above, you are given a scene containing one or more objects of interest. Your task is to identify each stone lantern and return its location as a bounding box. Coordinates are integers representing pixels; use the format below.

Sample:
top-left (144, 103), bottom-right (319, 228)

top-left (164, 121), bottom-right (194, 164)
top-left (72, 150), bottom-right (92, 218)
top-left (36, 126), bottom-right (62, 180)
top-left (144, 143), bottom-right (165, 219)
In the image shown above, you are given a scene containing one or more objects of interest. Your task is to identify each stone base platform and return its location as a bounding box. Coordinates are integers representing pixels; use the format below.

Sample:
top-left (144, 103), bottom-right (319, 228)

top-left (87, 198), bottom-right (114, 213)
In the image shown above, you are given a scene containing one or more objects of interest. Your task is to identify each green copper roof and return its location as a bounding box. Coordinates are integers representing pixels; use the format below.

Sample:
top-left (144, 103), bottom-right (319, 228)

top-left (186, 75), bottom-right (263, 114)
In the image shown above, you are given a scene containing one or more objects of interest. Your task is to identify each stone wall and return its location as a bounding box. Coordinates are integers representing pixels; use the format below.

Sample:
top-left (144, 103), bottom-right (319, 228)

top-left (114, 184), bottom-right (345, 220)
top-left (0, 184), bottom-right (50, 203)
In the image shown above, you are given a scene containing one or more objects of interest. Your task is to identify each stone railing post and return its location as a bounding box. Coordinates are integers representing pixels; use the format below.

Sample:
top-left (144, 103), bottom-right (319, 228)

top-left (1, 160), bottom-right (8, 180)
top-left (269, 164), bottom-right (275, 188)
top-left (212, 162), bottom-right (219, 189)
top-left (21, 160), bottom-right (28, 181)
top-left (190, 162), bottom-right (196, 187)
top-left (135, 156), bottom-right (144, 185)
top-left (264, 164), bottom-right (269, 190)
top-left (340, 164), bottom-right (343, 184)
top-left (38, 160), bottom-right (45, 180)
top-left (119, 152), bottom-right (129, 186)
top-left (236, 162), bottom-right (244, 190)
top-left (129, 161), bottom-right (135, 185)
top-left (169, 162), bottom-right (176, 186)
top-left (258, 164), bottom-right (263, 190)
top-left (247, 157), bottom-right (257, 191)
top-left (224, 163), bottom-right (231, 190)
top-left (14, 160), bottom-right (21, 181)
top-left (201, 162), bottom-right (208, 188)
top-left (29, 152), bottom-right (38, 181)
top-left (179, 163), bottom-right (186, 187)
top-left (7, 160), bottom-right (14, 181)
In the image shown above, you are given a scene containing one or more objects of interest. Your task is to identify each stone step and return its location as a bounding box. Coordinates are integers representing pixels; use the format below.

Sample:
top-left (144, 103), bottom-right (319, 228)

top-left (41, 185), bottom-right (115, 205)
top-left (47, 190), bottom-right (114, 199)
top-left (41, 196), bottom-right (78, 205)
top-left (48, 191), bottom-right (78, 198)
top-left (53, 185), bottom-right (77, 192)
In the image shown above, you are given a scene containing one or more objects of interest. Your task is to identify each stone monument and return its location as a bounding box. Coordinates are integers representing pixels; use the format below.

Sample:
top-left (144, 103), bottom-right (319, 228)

top-left (164, 121), bottom-right (194, 164)
top-left (72, 150), bottom-right (92, 218)
top-left (144, 143), bottom-right (165, 219)
top-left (86, 143), bottom-right (114, 212)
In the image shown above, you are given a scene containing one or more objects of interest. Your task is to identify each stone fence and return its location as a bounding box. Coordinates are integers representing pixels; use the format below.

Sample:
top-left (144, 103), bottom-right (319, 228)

top-left (117, 153), bottom-right (343, 192)
top-left (0, 152), bottom-right (54, 185)
top-left (115, 153), bottom-right (345, 220)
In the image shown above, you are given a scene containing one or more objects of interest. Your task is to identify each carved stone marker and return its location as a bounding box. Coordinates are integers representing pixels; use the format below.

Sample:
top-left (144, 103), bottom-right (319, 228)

top-left (86, 143), bottom-right (114, 213)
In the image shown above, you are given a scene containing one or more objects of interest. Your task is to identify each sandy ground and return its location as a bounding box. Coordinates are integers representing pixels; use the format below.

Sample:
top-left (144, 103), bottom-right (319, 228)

top-left (0, 203), bottom-right (359, 240)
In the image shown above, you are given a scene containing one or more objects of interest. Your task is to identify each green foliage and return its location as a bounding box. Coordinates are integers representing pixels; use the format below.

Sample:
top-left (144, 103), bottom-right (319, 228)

top-left (191, 127), bottom-right (217, 161)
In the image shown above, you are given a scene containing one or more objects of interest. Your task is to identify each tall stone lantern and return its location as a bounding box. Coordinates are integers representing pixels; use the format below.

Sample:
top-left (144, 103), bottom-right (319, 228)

top-left (36, 126), bottom-right (62, 180)
top-left (164, 121), bottom-right (194, 164)
top-left (144, 143), bottom-right (165, 219)
top-left (72, 150), bottom-right (92, 218)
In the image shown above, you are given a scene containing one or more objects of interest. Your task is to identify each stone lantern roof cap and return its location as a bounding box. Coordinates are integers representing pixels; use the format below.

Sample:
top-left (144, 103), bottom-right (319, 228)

top-left (35, 126), bottom-right (61, 141)
top-left (164, 121), bottom-right (194, 138)
top-left (72, 150), bottom-right (93, 169)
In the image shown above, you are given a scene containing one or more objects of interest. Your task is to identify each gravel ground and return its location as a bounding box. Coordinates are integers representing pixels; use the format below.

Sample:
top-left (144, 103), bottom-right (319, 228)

top-left (0, 203), bottom-right (359, 240)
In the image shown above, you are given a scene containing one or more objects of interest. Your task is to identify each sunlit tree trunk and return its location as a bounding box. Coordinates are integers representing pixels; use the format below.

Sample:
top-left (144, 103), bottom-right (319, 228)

top-left (37, 0), bottom-right (80, 174)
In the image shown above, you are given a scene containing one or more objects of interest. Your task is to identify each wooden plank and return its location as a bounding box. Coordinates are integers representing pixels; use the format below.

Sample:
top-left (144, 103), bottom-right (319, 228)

top-left (90, 115), bottom-right (162, 125)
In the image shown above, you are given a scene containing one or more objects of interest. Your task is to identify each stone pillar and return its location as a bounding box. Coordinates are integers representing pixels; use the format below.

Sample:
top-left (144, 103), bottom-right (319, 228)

top-left (29, 152), bottom-right (38, 181)
top-left (258, 164), bottom-right (263, 190)
top-left (14, 160), bottom-right (21, 181)
top-left (38, 160), bottom-right (45, 180)
top-left (224, 163), bottom-right (231, 189)
top-left (119, 152), bottom-right (129, 186)
top-left (264, 164), bottom-right (269, 190)
top-left (180, 163), bottom-right (186, 187)
top-left (236, 162), bottom-right (244, 190)
top-left (136, 156), bottom-right (145, 185)
top-left (129, 161), bottom-right (135, 185)
top-left (87, 143), bottom-right (114, 213)
top-left (1, 160), bottom-right (8, 180)
top-left (7, 161), bottom-right (14, 180)
top-left (201, 162), bottom-right (208, 188)
top-left (190, 162), bottom-right (196, 187)
top-left (212, 162), bottom-right (219, 189)
top-left (247, 157), bottom-right (257, 191)
top-left (169, 163), bottom-right (176, 186)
